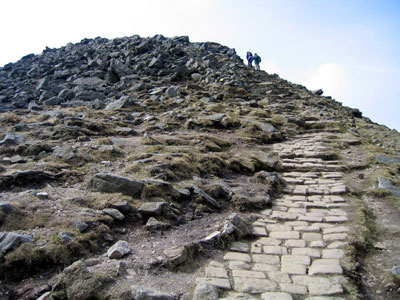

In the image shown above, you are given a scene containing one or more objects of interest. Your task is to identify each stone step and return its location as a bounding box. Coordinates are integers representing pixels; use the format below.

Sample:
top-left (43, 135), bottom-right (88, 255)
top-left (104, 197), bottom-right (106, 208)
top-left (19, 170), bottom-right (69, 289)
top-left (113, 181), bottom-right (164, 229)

top-left (194, 131), bottom-right (350, 299)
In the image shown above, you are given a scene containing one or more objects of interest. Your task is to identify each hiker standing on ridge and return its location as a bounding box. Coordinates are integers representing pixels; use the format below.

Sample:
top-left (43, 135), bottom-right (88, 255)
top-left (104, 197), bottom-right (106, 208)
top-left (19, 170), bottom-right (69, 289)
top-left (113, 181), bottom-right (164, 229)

top-left (253, 53), bottom-right (261, 70)
top-left (246, 51), bottom-right (253, 67)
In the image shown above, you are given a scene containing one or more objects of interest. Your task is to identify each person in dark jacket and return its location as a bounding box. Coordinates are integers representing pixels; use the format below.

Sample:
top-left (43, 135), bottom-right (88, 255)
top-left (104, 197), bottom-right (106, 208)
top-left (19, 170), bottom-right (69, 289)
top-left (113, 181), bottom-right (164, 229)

top-left (246, 51), bottom-right (253, 67)
top-left (253, 53), bottom-right (261, 70)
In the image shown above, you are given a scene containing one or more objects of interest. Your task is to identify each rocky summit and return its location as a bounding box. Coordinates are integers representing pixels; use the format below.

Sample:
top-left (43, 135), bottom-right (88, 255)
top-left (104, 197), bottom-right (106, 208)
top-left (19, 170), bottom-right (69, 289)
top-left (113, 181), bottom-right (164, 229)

top-left (0, 35), bottom-right (400, 300)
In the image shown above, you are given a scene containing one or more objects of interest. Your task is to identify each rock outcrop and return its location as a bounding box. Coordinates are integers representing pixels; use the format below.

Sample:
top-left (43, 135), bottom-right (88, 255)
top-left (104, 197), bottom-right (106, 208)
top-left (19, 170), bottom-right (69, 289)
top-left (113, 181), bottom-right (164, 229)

top-left (1, 34), bottom-right (400, 300)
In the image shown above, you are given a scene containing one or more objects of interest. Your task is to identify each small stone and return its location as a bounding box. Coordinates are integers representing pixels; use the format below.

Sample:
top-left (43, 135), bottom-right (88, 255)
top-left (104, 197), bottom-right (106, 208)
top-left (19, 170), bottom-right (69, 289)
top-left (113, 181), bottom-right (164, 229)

top-left (310, 240), bottom-right (326, 248)
top-left (193, 283), bottom-right (218, 300)
top-left (251, 242), bottom-right (263, 254)
top-left (279, 283), bottom-right (307, 295)
top-left (285, 239), bottom-right (306, 248)
top-left (258, 237), bottom-right (282, 246)
top-left (263, 246), bottom-right (288, 255)
top-left (35, 192), bottom-right (49, 199)
top-left (206, 266), bottom-right (229, 278)
top-left (281, 263), bottom-right (307, 275)
top-left (252, 254), bottom-right (280, 265)
top-left (230, 242), bottom-right (249, 252)
top-left (309, 264), bottom-right (343, 275)
top-left (107, 240), bottom-right (131, 259)
top-left (103, 208), bottom-right (125, 220)
top-left (70, 219), bottom-right (88, 233)
top-left (328, 241), bottom-right (349, 249)
top-left (308, 283), bottom-right (343, 295)
top-left (261, 292), bottom-right (293, 300)
top-left (229, 261), bottom-right (251, 270)
top-left (322, 249), bottom-right (344, 259)
top-left (303, 233), bottom-right (322, 241)
top-left (250, 262), bottom-right (277, 272)
top-left (292, 248), bottom-right (321, 258)
top-left (234, 277), bottom-right (277, 293)
top-left (223, 252), bottom-right (251, 262)
top-left (268, 271), bottom-right (291, 283)
top-left (269, 231), bottom-right (300, 239)
top-left (232, 270), bottom-right (266, 278)
top-left (252, 226), bottom-right (268, 236)
top-left (196, 277), bottom-right (231, 289)
top-left (323, 233), bottom-right (348, 241)
top-left (281, 255), bottom-right (311, 265)
top-left (58, 232), bottom-right (72, 244)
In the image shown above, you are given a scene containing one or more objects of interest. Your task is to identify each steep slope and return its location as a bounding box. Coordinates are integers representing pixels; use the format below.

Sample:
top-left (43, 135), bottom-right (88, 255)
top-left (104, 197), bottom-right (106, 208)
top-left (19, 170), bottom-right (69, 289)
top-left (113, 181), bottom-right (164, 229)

top-left (0, 35), bottom-right (399, 300)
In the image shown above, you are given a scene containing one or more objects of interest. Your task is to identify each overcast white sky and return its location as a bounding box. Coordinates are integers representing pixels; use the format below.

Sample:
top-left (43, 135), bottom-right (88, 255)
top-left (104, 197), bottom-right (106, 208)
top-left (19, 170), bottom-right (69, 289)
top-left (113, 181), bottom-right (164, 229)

top-left (1, 0), bottom-right (399, 131)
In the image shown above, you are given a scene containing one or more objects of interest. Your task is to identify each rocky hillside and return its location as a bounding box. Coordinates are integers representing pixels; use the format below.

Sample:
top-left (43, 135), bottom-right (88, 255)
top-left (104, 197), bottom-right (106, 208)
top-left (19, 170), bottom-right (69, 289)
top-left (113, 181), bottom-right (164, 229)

top-left (1, 35), bottom-right (400, 300)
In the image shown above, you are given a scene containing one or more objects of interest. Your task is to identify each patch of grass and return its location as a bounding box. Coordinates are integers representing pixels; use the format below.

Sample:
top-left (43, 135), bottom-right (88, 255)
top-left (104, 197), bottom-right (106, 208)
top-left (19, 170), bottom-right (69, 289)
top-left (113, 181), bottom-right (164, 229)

top-left (197, 154), bottom-right (228, 177)
top-left (227, 157), bottom-right (255, 174)
top-left (270, 114), bottom-right (287, 127)
top-left (0, 112), bottom-right (23, 124)
top-left (169, 157), bottom-right (200, 180)
top-left (343, 198), bottom-right (377, 299)
top-left (0, 207), bottom-right (51, 231)
top-left (1, 224), bottom-right (110, 280)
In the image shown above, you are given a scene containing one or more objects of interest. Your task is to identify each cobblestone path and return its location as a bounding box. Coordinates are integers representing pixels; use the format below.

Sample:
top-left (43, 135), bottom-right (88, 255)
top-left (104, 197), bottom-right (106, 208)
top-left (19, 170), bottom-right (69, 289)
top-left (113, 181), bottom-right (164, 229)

top-left (196, 133), bottom-right (351, 300)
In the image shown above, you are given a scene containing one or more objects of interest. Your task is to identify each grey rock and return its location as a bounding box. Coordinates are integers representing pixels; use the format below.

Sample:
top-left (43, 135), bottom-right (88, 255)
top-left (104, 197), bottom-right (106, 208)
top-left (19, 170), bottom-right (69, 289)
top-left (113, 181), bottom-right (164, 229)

top-left (58, 89), bottom-right (75, 100)
top-left (75, 90), bottom-right (105, 101)
top-left (88, 173), bottom-right (144, 197)
top-left (163, 245), bottom-right (189, 266)
top-left (107, 240), bottom-right (131, 259)
top-left (145, 217), bottom-right (170, 230)
top-left (58, 232), bottom-right (72, 244)
top-left (191, 73), bottom-right (202, 82)
top-left (378, 177), bottom-right (400, 198)
top-left (105, 96), bottom-right (136, 110)
top-left (222, 220), bottom-right (236, 235)
top-left (0, 202), bottom-right (12, 214)
top-left (166, 86), bottom-right (178, 97)
top-left (192, 185), bottom-right (221, 209)
top-left (138, 202), bottom-right (169, 217)
top-left (0, 133), bottom-right (24, 146)
top-left (70, 219), bottom-right (88, 233)
top-left (227, 213), bottom-right (251, 237)
top-left (131, 285), bottom-right (177, 300)
top-left (312, 89), bottom-right (324, 95)
top-left (53, 146), bottom-right (76, 160)
top-left (0, 232), bottom-right (33, 254)
top-left (108, 201), bottom-right (132, 214)
top-left (73, 77), bottom-right (105, 87)
top-left (88, 98), bottom-right (105, 109)
top-left (43, 97), bottom-right (63, 106)
top-left (28, 101), bottom-right (42, 111)
top-left (376, 154), bottom-right (400, 166)
top-left (245, 119), bottom-right (277, 133)
top-left (197, 113), bottom-right (225, 122)
top-left (192, 283), bottom-right (218, 300)
top-left (10, 155), bottom-right (24, 164)
top-left (103, 208), bottom-right (125, 221)
top-left (392, 265), bottom-right (400, 276)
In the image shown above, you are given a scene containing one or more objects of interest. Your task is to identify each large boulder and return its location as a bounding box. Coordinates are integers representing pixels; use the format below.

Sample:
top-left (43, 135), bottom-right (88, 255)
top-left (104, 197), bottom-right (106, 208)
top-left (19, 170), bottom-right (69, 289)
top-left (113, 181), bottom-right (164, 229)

top-left (88, 173), bottom-right (144, 197)
top-left (0, 133), bottom-right (24, 146)
top-left (0, 232), bottom-right (33, 254)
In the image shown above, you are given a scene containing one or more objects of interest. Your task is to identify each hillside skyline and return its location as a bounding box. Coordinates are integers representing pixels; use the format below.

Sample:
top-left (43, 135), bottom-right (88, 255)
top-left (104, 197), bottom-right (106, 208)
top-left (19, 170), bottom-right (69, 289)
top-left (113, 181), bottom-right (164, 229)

top-left (1, 0), bottom-right (399, 131)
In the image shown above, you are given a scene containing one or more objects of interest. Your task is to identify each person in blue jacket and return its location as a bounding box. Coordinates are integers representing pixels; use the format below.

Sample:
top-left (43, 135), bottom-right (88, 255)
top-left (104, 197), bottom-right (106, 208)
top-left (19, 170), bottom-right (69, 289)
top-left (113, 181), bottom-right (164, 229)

top-left (253, 53), bottom-right (261, 70)
top-left (246, 51), bottom-right (253, 67)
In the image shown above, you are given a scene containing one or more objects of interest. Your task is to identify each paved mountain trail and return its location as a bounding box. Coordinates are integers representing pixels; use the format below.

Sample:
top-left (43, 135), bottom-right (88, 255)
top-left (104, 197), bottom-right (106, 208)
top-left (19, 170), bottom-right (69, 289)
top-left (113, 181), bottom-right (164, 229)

top-left (193, 130), bottom-right (369, 300)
